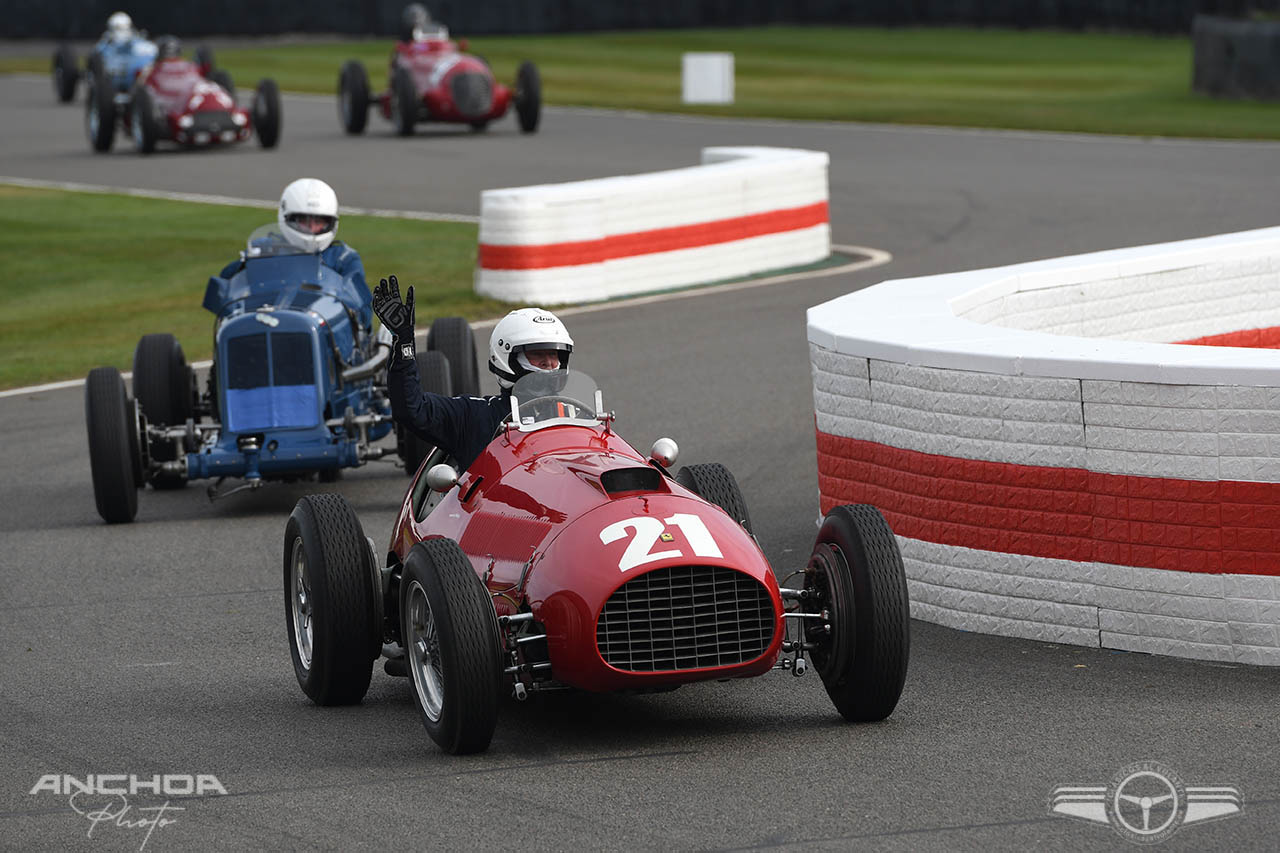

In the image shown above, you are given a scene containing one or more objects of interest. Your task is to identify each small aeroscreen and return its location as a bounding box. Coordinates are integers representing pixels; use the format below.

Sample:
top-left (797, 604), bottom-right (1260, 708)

top-left (226, 334), bottom-right (268, 389)
top-left (272, 332), bottom-right (313, 386)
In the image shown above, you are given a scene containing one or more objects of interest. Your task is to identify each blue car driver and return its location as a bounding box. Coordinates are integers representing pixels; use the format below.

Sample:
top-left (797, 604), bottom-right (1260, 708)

top-left (371, 275), bottom-right (575, 472)
top-left (220, 178), bottom-right (373, 332)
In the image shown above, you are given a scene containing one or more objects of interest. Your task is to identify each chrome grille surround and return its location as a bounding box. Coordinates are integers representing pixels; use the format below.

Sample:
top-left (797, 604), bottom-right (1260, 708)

top-left (597, 565), bottom-right (775, 672)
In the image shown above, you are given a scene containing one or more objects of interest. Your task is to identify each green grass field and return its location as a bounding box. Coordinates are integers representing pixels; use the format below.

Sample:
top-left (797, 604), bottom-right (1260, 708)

top-left (7, 26), bottom-right (1280, 139)
top-left (0, 186), bottom-right (494, 389)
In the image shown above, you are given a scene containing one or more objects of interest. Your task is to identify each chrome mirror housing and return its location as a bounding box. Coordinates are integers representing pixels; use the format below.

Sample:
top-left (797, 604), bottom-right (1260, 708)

top-left (649, 437), bottom-right (678, 468)
top-left (425, 462), bottom-right (459, 493)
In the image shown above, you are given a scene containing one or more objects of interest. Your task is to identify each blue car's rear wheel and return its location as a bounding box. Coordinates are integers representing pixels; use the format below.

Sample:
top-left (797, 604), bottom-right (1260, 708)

top-left (426, 316), bottom-right (480, 397)
top-left (52, 44), bottom-right (78, 103)
top-left (398, 349), bottom-right (452, 476)
top-left (85, 70), bottom-right (115, 153)
top-left (401, 538), bottom-right (502, 754)
top-left (284, 494), bottom-right (380, 705)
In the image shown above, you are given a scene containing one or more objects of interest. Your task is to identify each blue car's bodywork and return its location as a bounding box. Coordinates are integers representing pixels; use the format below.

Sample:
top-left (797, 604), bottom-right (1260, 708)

top-left (174, 227), bottom-right (393, 493)
top-left (92, 36), bottom-right (158, 96)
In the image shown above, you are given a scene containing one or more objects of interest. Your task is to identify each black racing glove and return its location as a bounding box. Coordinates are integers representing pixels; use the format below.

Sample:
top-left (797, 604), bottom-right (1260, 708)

top-left (372, 274), bottom-right (416, 363)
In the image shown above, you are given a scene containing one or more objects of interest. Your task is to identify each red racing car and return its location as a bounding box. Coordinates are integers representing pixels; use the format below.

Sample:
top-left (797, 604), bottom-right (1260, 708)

top-left (282, 343), bottom-right (910, 754)
top-left (87, 38), bottom-right (281, 155)
top-left (337, 23), bottom-right (540, 137)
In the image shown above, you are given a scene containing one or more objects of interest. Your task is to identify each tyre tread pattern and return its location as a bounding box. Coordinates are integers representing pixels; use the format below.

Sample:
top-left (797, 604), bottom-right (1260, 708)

top-left (676, 462), bottom-right (753, 533)
top-left (285, 494), bottom-right (375, 706)
top-left (426, 317), bottom-right (479, 396)
top-left (822, 504), bottom-right (910, 722)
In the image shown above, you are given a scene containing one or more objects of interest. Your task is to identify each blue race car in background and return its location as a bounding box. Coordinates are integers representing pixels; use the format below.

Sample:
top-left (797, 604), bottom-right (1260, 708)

top-left (52, 28), bottom-right (230, 107)
top-left (82, 223), bottom-right (479, 524)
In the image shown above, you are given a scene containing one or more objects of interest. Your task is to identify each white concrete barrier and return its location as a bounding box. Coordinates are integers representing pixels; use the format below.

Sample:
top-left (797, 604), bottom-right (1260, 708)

top-left (474, 147), bottom-right (830, 304)
top-left (808, 226), bottom-right (1280, 665)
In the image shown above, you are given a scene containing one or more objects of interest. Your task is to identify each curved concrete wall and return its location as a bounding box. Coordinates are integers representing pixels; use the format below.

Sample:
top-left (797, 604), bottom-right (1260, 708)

top-left (475, 147), bottom-right (830, 304)
top-left (808, 226), bottom-right (1280, 665)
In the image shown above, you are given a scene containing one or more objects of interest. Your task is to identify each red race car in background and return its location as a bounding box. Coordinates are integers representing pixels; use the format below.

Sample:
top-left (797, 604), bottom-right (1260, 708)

top-left (86, 37), bottom-right (281, 155)
top-left (337, 21), bottom-right (541, 137)
top-left (282, 348), bottom-right (911, 755)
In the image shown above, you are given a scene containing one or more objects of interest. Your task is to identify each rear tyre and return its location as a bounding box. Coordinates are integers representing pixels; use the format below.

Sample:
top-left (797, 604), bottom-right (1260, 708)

top-left (284, 494), bottom-right (379, 706)
top-left (426, 317), bottom-right (480, 396)
top-left (133, 334), bottom-right (191, 489)
top-left (675, 462), bottom-right (753, 534)
top-left (514, 60), bottom-right (541, 133)
top-left (338, 60), bottom-right (370, 134)
top-left (391, 65), bottom-right (417, 136)
top-left (399, 350), bottom-right (452, 476)
top-left (53, 44), bottom-right (78, 103)
top-left (85, 367), bottom-right (139, 523)
top-left (208, 68), bottom-right (235, 102)
top-left (806, 505), bottom-right (910, 722)
top-left (129, 85), bottom-right (160, 154)
top-left (401, 538), bottom-right (501, 754)
top-left (85, 74), bottom-right (116, 153)
top-left (194, 44), bottom-right (215, 74)
top-left (253, 78), bottom-right (282, 148)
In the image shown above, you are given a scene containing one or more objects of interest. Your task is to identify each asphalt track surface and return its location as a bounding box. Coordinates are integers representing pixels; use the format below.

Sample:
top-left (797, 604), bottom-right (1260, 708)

top-left (2, 72), bottom-right (1280, 851)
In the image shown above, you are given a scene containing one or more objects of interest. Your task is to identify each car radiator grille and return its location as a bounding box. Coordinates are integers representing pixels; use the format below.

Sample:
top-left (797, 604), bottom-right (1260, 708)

top-left (190, 110), bottom-right (234, 134)
top-left (450, 72), bottom-right (493, 118)
top-left (596, 565), bottom-right (775, 672)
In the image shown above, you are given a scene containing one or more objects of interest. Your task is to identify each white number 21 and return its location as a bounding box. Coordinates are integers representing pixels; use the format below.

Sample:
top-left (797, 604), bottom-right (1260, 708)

top-left (599, 514), bottom-right (723, 572)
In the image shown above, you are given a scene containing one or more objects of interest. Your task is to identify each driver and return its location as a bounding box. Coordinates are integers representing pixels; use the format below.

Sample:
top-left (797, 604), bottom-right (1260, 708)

top-left (218, 178), bottom-right (372, 330)
top-left (373, 275), bottom-right (573, 472)
top-left (399, 3), bottom-right (434, 42)
top-left (102, 11), bottom-right (135, 47)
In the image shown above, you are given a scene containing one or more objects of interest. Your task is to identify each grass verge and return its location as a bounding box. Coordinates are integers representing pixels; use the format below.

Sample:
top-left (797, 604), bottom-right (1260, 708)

top-left (6, 26), bottom-right (1280, 139)
top-left (0, 185), bottom-right (502, 390)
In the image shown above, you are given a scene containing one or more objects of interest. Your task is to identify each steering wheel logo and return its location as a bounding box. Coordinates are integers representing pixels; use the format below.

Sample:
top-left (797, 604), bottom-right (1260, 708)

top-left (1108, 762), bottom-right (1186, 844)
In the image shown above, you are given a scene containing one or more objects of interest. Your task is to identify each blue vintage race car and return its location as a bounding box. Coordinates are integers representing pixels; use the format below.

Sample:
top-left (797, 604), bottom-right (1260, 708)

top-left (52, 34), bottom-right (158, 104)
top-left (83, 224), bottom-right (480, 524)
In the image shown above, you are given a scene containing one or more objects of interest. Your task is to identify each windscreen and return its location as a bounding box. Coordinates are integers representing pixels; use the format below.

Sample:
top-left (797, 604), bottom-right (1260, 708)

top-left (510, 369), bottom-right (601, 432)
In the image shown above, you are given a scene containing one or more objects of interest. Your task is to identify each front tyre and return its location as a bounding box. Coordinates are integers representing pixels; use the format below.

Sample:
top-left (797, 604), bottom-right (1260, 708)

top-left (85, 367), bottom-right (139, 523)
top-left (390, 65), bottom-right (417, 136)
top-left (514, 60), bottom-right (541, 133)
top-left (338, 59), bottom-right (370, 134)
top-left (53, 44), bottom-right (78, 103)
top-left (132, 333), bottom-right (192, 489)
top-left (284, 494), bottom-right (379, 706)
top-left (401, 539), bottom-right (502, 754)
top-left (253, 78), bottom-right (282, 148)
top-left (675, 462), bottom-right (753, 534)
top-left (85, 74), bottom-right (116, 153)
top-left (129, 85), bottom-right (160, 154)
top-left (806, 505), bottom-right (910, 722)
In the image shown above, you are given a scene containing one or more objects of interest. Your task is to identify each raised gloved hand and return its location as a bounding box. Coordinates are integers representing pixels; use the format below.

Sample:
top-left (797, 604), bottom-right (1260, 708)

top-left (372, 274), bottom-right (416, 361)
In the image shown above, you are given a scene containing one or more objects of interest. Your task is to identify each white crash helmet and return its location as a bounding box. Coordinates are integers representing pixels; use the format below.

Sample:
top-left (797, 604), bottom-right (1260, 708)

top-left (488, 308), bottom-right (574, 389)
top-left (278, 178), bottom-right (339, 253)
top-left (107, 12), bottom-right (133, 45)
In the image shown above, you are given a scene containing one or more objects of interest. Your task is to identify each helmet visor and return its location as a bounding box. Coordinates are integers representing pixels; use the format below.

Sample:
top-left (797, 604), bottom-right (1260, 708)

top-left (285, 213), bottom-right (337, 236)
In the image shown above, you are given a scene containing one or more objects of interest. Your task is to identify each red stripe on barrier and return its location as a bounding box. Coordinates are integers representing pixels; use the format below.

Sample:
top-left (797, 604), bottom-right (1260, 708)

top-left (816, 431), bottom-right (1280, 575)
top-left (1177, 326), bottom-right (1280, 349)
top-left (478, 202), bottom-right (829, 270)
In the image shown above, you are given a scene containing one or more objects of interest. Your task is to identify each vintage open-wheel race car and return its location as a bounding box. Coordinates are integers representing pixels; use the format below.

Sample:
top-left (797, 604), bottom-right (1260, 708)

top-left (283, 359), bottom-right (911, 754)
top-left (336, 21), bottom-right (540, 137)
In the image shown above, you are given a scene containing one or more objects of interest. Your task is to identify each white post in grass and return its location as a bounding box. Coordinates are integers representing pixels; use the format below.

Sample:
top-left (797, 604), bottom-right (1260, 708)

top-left (682, 52), bottom-right (734, 104)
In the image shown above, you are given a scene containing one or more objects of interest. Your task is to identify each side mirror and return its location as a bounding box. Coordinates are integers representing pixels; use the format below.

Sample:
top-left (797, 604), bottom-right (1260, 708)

top-left (649, 437), bottom-right (678, 469)
top-left (425, 462), bottom-right (459, 493)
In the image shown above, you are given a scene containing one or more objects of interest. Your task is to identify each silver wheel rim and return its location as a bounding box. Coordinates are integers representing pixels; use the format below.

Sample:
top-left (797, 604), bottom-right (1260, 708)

top-left (290, 538), bottom-right (313, 670)
top-left (406, 580), bottom-right (444, 722)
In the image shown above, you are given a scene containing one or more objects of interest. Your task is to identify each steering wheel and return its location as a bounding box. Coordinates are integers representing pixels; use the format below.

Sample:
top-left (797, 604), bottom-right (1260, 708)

top-left (521, 395), bottom-right (592, 421)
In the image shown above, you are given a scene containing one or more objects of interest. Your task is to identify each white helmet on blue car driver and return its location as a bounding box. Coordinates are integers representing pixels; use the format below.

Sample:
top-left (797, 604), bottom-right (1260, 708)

top-left (488, 308), bottom-right (574, 389)
top-left (278, 178), bottom-right (339, 253)
top-left (106, 12), bottom-right (133, 45)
